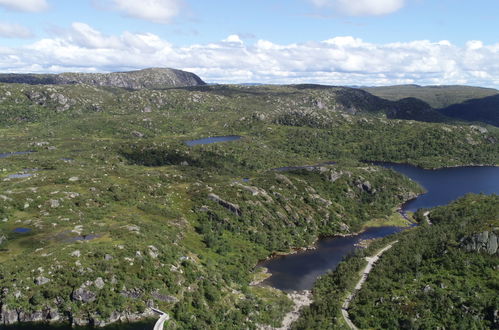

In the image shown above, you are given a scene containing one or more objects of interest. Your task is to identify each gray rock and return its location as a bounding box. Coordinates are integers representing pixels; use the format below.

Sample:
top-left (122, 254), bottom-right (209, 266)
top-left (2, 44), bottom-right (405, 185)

top-left (72, 287), bottom-right (96, 303)
top-left (70, 250), bottom-right (81, 257)
top-left (94, 277), bottom-right (105, 289)
top-left (461, 230), bottom-right (498, 255)
top-left (120, 288), bottom-right (142, 299)
top-left (1, 305), bottom-right (18, 324)
top-left (328, 170), bottom-right (343, 182)
top-left (19, 310), bottom-right (43, 322)
top-left (50, 199), bottom-right (60, 208)
top-left (208, 193), bottom-right (242, 216)
top-left (487, 232), bottom-right (498, 255)
top-left (148, 245), bottom-right (159, 259)
top-left (0, 234), bottom-right (6, 245)
top-left (423, 285), bottom-right (433, 293)
top-left (35, 276), bottom-right (51, 285)
top-left (131, 131), bottom-right (144, 138)
top-left (151, 290), bottom-right (178, 303)
top-left (43, 307), bottom-right (60, 322)
top-left (0, 68), bottom-right (205, 89)
top-left (339, 222), bottom-right (350, 232)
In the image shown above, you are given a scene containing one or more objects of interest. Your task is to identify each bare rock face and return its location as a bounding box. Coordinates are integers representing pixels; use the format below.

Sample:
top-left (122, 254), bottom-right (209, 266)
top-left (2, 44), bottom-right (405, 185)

top-left (72, 287), bottom-right (96, 303)
top-left (461, 231), bottom-right (499, 255)
top-left (208, 193), bottom-right (242, 216)
top-left (0, 68), bottom-right (205, 89)
top-left (151, 290), bottom-right (178, 303)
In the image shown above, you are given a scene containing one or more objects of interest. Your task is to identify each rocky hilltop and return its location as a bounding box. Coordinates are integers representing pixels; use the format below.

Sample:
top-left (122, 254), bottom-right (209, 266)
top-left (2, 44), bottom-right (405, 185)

top-left (0, 68), bottom-right (206, 89)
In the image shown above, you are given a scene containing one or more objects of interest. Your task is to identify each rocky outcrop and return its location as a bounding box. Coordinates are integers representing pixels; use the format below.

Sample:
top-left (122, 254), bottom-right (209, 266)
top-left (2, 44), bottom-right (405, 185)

top-left (208, 193), bottom-right (242, 216)
top-left (0, 68), bottom-right (205, 89)
top-left (0, 303), bottom-right (153, 327)
top-left (151, 290), bottom-right (178, 303)
top-left (461, 230), bottom-right (498, 255)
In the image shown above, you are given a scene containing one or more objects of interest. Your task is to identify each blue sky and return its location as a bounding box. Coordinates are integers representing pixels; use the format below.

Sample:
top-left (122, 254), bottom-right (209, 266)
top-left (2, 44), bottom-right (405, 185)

top-left (0, 0), bottom-right (499, 87)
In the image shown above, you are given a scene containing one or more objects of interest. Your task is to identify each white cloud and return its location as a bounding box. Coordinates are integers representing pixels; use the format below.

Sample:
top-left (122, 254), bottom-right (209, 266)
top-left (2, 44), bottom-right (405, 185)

top-left (223, 34), bottom-right (243, 44)
top-left (111, 0), bottom-right (183, 24)
top-left (0, 0), bottom-right (48, 12)
top-left (0, 22), bottom-right (33, 38)
top-left (309, 0), bottom-right (405, 16)
top-left (3, 24), bottom-right (499, 88)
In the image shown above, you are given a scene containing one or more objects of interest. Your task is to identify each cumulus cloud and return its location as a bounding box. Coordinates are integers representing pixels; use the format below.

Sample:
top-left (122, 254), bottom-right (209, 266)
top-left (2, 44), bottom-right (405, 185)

top-left (3, 24), bottom-right (499, 87)
top-left (0, 0), bottom-right (48, 12)
top-left (110, 0), bottom-right (183, 24)
top-left (309, 0), bottom-right (405, 16)
top-left (0, 22), bottom-right (33, 38)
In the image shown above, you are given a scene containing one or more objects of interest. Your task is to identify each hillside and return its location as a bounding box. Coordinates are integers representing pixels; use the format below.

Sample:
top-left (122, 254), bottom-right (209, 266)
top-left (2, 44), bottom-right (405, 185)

top-left (0, 77), bottom-right (498, 328)
top-left (0, 68), bottom-right (206, 89)
top-left (361, 84), bottom-right (499, 109)
top-left (438, 94), bottom-right (499, 126)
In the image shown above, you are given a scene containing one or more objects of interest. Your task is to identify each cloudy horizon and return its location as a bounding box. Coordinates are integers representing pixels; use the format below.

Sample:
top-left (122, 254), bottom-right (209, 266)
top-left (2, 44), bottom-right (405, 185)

top-left (1, 0), bottom-right (499, 88)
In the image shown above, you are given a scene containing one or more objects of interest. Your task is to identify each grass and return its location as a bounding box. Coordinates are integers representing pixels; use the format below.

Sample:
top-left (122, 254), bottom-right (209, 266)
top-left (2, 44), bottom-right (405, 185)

top-left (361, 210), bottom-right (413, 229)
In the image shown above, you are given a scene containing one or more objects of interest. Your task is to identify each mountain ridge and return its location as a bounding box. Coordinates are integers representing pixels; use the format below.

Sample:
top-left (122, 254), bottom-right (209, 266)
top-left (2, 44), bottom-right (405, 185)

top-left (0, 68), bottom-right (206, 90)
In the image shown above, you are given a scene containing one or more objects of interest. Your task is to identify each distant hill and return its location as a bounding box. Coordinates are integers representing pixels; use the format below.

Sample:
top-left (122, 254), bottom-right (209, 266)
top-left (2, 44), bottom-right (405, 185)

top-left (438, 94), bottom-right (499, 126)
top-left (361, 85), bottom-right (499, 109)
top-left (0, 68), bottom-right (206, 89)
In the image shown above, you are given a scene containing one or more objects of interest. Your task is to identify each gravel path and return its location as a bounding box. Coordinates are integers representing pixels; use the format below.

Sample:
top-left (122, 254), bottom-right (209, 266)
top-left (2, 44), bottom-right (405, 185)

top-left (341, 241), bottom-right (398, 330)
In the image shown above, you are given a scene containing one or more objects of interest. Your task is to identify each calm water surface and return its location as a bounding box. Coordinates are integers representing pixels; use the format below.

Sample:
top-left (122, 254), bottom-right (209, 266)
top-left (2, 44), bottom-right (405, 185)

top-left (260, 226), bottom-right (410, 291)
top-left (1, 320), bottom-right (156, 330)
top-left (376, 163), bottom-right (499, 212)
top-left (184, 135), bottom-right (241, 146)
top-left (261, 164), bottom-right (499, 291)
top-left (0, 151), bottom-right (33, 158)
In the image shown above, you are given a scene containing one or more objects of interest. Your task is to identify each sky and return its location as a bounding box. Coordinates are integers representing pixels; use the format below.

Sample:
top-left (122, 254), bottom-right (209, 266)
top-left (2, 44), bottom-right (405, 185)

top-left (1, 0), bottom-right (499, 87)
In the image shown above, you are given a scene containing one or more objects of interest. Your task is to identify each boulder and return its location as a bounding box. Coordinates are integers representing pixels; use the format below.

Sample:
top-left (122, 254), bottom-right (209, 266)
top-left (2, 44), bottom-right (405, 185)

top-left (72, 287), bottom-right (96, 303)
top-left (35, 276), bottom-right (50, 285)
top-left (94, 277), bottom-right (105, 289)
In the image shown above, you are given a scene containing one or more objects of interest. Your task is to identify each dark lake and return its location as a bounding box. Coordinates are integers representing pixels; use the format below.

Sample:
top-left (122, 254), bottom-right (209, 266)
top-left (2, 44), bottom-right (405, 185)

top-left (184, 135), bottom-right (241, 146)
top-left (0, 320), bottom-right (156, 330)
top-left (260, 226), bottom-right (410, 291)
top-left (260, 164), bottom-right (499, 291)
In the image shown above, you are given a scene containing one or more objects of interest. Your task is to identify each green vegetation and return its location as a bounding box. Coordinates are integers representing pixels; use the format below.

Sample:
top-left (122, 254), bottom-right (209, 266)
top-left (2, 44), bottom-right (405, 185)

top-left (0, 80), bottom-right (498, 328)
top-left (294, 194), bottom-right (499, 329)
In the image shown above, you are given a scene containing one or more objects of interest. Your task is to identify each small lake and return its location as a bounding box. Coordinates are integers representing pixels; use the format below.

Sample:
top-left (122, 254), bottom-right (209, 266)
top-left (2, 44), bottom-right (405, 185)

top-left (260, 164), bottom-right (499, 291)
top-left (0, 151), bottom-right (33, 158)
top-left (184, 135), bottom-right (241, 146)
top-left (260, 226), bottom-right (410, 291)
top-left (13, 227), bottom-right (32, 233)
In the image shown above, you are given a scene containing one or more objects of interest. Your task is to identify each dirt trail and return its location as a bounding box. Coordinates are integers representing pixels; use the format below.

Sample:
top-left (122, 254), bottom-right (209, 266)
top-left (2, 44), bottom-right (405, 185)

top-left (341, 241), bottom-right (398, 330)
